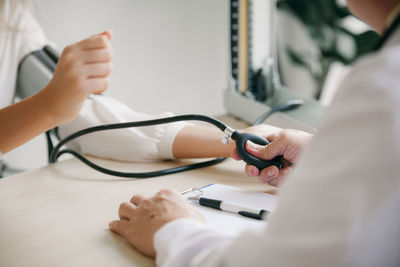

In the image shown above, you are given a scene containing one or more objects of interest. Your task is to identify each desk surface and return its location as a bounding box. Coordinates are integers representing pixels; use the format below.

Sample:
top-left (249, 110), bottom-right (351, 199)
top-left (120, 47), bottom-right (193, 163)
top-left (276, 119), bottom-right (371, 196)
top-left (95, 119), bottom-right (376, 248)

top-left (0, 116), bottom-right (276, 267)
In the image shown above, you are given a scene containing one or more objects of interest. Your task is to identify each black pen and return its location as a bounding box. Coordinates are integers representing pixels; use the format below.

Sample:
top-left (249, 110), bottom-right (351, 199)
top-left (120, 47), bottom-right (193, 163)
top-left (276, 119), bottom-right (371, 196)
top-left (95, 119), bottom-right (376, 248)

top-left (188, 196), bottom-right (268, 220)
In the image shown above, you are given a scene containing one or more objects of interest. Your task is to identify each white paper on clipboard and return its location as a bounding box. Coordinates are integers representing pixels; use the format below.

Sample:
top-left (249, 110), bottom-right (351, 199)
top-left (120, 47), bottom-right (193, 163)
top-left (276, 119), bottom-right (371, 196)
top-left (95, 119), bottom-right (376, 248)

top-left (183, 184), bottom-right (278, 236)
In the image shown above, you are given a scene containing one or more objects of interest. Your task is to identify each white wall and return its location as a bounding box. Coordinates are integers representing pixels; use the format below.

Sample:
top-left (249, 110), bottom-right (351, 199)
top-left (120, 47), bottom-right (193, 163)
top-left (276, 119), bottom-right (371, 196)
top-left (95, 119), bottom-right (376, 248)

top-left (5, 0), bottom-right (230, 171)
top-left (5, 0), bottom-right (349, 173)
top-left (35, 0), bottom-right (229, 115)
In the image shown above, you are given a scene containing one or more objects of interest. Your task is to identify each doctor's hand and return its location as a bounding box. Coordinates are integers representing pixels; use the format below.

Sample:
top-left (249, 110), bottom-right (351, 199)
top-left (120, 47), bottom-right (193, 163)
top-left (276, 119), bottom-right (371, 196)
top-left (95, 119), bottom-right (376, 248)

top-left (109, 189), bottom-right (204, 258)
top-left (39, 30), bottom-right (113, 125)
top-left (232, 129), bottom-right (313, 186)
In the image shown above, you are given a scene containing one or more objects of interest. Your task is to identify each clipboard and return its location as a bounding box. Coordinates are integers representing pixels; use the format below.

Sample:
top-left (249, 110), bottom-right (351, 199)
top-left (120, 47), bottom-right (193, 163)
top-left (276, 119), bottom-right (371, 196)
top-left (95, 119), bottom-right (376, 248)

top-left (181, 184), bottom-right (278, 236)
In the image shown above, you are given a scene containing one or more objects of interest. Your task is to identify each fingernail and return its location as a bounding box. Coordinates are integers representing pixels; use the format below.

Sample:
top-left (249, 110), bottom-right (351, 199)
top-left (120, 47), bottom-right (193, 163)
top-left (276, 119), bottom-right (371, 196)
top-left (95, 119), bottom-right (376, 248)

top-left (246, 141), bottom-right (259, 152)
top-left (267, 169), bottom-right (276, 177)
top-left (250, 167), bottom-right (259, 176)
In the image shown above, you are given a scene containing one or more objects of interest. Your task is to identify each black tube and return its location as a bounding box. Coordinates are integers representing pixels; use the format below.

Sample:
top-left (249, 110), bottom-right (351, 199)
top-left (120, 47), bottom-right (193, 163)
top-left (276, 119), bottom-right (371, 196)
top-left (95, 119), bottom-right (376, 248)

top-left (253, 99), bottom-right (304, 126)
top-left (55, 149), bottom-right (226, 178)
top-left (50, 114), bottom-right (227, 163)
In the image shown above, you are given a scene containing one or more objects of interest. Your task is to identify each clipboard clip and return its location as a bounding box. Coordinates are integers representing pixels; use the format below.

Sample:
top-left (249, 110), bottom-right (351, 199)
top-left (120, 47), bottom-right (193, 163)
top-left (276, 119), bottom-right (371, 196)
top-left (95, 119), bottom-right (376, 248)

top-left (179, 187), bottom-right (203, 198)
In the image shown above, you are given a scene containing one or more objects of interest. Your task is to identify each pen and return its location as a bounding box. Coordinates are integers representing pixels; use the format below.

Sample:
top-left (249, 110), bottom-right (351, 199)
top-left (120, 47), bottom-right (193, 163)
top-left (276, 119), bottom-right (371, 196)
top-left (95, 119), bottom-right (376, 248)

top-left (188, 196), bottom-right (268, 220)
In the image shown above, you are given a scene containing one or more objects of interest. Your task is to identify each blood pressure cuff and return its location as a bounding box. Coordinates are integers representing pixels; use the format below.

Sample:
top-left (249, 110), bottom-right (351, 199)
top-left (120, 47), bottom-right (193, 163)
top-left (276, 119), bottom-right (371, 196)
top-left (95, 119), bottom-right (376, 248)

top-left (16, 45), bottom-right (59, 99)
top-left (58, 95), bottom-right (191, 162)
top-left (16, 46), bottom-right (190, 162)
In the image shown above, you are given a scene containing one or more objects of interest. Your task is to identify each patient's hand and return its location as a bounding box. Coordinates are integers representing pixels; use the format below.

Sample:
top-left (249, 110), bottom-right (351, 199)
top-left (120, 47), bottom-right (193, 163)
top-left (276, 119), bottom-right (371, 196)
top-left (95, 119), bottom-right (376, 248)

top-left (42, 30), bottom-right (113, 125)
top-left (232, 129), bottom-right (313, 186)
top-left (109, 189), bottom-right (204, 257)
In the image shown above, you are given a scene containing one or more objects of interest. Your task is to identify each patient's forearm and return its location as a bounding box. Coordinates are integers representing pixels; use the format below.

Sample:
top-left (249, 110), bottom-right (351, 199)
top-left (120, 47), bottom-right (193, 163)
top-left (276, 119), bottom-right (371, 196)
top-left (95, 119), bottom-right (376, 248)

top-left (172, 125), bottom-right (235, 158)
top-left (0, 91), bottom-right (55, 153)
top-left (172, 124), bottom-right (283, 159)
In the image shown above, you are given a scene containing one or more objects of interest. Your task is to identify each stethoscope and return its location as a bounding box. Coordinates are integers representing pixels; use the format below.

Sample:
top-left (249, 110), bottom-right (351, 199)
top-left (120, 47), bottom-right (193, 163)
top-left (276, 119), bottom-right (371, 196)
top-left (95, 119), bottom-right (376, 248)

top-left (49, 100), bottom-right (303, 178)
top-left (49, 12), bottom-right (400, 178)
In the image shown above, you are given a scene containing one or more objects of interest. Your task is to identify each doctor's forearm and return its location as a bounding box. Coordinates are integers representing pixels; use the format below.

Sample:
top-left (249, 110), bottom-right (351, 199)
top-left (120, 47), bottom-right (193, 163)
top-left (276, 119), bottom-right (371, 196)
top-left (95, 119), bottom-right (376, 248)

top-left (172, 125), bottom-right (235, 158)
top-left (0, 91), bottom-right (56, 153)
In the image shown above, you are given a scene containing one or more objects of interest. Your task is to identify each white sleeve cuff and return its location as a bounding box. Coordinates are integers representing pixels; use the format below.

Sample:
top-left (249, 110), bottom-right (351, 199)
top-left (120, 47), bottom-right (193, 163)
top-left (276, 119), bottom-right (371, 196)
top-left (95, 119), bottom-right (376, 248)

top-left (157, 119), bottom-right (189, 160)
top-left (154, 219), bottom-right (208, 249)
top-left (154, 219), bottom-right (233, 267)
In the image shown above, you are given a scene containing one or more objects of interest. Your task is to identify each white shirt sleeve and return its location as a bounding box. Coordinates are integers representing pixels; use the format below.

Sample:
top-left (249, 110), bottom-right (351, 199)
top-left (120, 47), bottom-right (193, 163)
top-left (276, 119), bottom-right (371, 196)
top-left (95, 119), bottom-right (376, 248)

top-left (153, 39), bottom-right (400, 267)
top-left (14, 6), bottom-right (50, 63)
top-left (0, 0), bottom-right (50, 107)
top-left (58, 95), bottom-right (190, 162)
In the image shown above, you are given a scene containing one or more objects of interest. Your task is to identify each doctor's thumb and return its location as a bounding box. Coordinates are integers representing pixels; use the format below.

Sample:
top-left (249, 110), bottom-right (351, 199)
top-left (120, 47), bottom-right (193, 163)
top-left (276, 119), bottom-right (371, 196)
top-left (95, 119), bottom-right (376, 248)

top-left (245, 140), bottom-right (282, 160)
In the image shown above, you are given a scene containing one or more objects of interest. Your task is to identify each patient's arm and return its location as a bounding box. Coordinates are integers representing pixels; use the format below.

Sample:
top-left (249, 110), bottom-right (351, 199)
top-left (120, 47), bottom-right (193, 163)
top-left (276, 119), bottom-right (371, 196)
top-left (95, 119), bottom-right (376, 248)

top-left (58, 95), bottom-right (283, 163)
top-left (172, 125), bottom-right (233, 158)
top-left (0, 93), bottom-right (55, 153)
top-left (172, 124), bottom-right (282, 159)
top-left (0, 31), bottom-right (112, 154)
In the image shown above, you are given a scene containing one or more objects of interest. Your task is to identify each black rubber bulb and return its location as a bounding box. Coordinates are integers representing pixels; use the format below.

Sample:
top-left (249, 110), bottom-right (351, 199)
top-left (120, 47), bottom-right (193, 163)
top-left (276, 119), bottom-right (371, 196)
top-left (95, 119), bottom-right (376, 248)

top-left (231, 131), bottom-right (284, 170)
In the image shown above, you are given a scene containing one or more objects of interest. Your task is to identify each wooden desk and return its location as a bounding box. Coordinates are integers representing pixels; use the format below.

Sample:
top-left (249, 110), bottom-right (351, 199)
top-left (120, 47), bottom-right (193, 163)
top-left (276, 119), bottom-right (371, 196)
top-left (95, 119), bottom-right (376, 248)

top-left (0, 116), bottom-right (276, 267)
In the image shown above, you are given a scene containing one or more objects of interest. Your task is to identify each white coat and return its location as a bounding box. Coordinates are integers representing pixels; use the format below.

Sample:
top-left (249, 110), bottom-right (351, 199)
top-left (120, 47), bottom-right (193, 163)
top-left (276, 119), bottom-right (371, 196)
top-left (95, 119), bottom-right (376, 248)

top-left (153, 27), bottom-right (400, 267)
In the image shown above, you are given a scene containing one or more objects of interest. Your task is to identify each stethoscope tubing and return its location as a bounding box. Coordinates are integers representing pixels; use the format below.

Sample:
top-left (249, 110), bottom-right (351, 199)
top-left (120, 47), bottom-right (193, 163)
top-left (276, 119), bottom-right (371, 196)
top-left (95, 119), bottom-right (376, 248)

top-left (51, 13), bottom-right (400, 178)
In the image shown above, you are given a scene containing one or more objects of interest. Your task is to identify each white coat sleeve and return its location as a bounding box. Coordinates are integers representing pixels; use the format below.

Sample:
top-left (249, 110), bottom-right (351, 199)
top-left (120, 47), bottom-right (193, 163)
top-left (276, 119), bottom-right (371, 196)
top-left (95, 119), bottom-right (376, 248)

top-left (57, 95), bottom-right (190, 162)
top-left (152, 45), bottom-right (400, 267)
